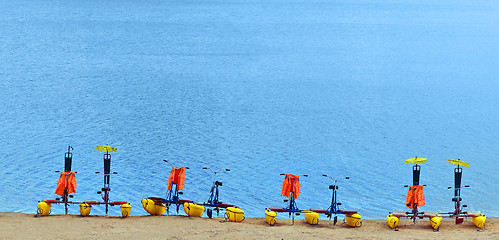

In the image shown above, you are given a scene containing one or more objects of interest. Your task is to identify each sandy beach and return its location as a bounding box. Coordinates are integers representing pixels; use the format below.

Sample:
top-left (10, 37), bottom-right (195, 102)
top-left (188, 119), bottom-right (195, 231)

top-left (0, 212), bottom-right (496, 239)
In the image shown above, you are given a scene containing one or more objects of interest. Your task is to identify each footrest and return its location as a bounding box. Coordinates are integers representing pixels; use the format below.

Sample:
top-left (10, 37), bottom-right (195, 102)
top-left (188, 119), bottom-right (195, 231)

top-left (84, 201), bottom-right (99, 205)
top-left (338, 210), bottom-right (358, 215)
top-left (310, 209), bottom-right (329, 214)
top-left (112, 201), bottom-right (128, 205)
top-left (43, 199), bottom-right (59, 203)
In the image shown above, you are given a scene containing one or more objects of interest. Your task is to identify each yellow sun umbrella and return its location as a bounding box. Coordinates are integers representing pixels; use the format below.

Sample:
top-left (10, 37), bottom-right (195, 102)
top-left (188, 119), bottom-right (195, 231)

top-left (95, 145), bottom-right (117, 153)
top-left (404, 157), bottom-right (427, 164)
top-left (447, 159), bottom-right (470, 167)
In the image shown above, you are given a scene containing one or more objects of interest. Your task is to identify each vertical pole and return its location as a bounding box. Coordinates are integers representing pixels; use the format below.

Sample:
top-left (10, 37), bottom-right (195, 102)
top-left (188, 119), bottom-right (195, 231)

top-left (64, 173), bottom-right (68, 214)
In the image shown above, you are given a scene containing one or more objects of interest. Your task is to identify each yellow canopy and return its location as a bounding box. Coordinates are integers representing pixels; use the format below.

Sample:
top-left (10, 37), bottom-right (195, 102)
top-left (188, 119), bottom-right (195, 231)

top-left (404, 157), bottom-right (427, 164)
top-left (95, 145), bottom-right (117, 152)
top-left (447, 159), bottom-right (470, 167)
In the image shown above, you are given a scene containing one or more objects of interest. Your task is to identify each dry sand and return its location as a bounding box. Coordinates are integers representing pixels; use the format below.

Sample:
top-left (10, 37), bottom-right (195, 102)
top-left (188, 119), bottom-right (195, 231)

top-left (0, 212), bottom-right (497, 239)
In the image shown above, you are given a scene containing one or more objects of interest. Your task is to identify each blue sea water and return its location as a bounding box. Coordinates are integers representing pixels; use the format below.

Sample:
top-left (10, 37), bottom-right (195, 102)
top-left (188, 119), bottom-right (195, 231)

top-left (0, 0), bottom-right (498, 219)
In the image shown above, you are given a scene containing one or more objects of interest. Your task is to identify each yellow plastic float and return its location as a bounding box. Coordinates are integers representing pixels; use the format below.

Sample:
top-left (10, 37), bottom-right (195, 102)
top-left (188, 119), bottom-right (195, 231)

top-left (387, 213), bottom-right (399, 229)
top-left (183, 202), bottom-right (204, 217)
top-left (142, 199), bottom-right (166, 216)
top-left (226, 207), bottom-right (244, 222)
top-left (345, 213), bottom-right (362, 227)
top-left (37, 201), bottom-right (51, 216)
top-left (265, 209), bottom-right (277, 226)
top-left (429, 214), bottom-right (442, 231)
top-left (121, 204), bottom-right (132, 218)
top-left (79, 202), bottom-right (92, 216)
top-left (304, 212), bottom-right (319, 225)
top-left (472, 214), bottom-right (486, 229)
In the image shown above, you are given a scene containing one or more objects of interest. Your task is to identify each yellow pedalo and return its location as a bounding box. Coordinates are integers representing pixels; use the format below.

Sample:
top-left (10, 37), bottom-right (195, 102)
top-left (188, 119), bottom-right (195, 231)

top-left (265, 209), bottom-right (277, 226)
top-left (429, 214), bottom-right (442, 231)
top-left (142, 199), bottom-right (166, 216)
top-left (121, 203), bottom-right (132, 218)
top-left (387, 213), bottom-right (399, 229)
top-left (304, 211), bottom-right (319, 225)
top-left (79, 202), bottom-right (92, 216)
top-left (226, 207), bottom-right (244, 222)
top-left (472, 213), bottom-right (486, 229)
top-left (183, 202), bottom-right (204, 217)
top-left (345, 213), bottom-right (362, 227)
top-left (37, 201), bottom-right (51, 216)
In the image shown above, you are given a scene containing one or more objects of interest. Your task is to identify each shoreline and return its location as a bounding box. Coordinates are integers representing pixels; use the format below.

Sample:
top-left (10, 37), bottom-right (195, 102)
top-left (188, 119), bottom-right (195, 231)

top-left (1, 212), bottom-right (497, 239)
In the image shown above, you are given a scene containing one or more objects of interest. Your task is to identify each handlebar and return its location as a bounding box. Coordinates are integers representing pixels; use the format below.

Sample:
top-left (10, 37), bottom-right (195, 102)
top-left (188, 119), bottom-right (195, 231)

top-left (280, 173), bottom-right (307, 177)
top-left (203, 167), bottom-right (230, 174)
top-left (95, 172), bottom-right (118, 175)
top-left (405, 184), bottom-right (427, 187)
top-left (323, 174), bottom-right (349, 182)
top-left (55, 171), bottom-right (77, 174)
top-left (448, 185), bottom-right (470, 189)
top-left (163, 160), bottom-right (188, 169)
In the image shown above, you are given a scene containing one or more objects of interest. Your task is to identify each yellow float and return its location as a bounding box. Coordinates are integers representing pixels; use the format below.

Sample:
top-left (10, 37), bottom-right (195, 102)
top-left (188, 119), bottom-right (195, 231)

top-left (183, 202), bottom-right (204, 217)
top-left (225, 207), bottom-right (244, 222)
top-left (345, 213), bottom-right (362, 227)
top-left (429, 214), bottom-right (442, 231)
top-left (79, 202), bottom-right (92, 216)
top-left (121, 204), bottom-right (132, 218)
top-left (472, 214), bottom-right (486, 229)
top-left (387, 213), bottom-right (399, 229)
top-left (304, 212), bottom-right (319, 225)
top-left (265, 209), bottom-right (277, 226)
top-left (142, 199), bottom-right (166, 216)
top-left (37, 201), bottom-right (51, 216)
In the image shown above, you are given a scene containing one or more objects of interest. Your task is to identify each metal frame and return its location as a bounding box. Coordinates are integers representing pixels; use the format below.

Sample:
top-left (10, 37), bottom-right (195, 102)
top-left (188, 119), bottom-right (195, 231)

top-left (40, 146), bottom-right (80, 215)
top-left (268, 173), bottom-right (308, 224)
top-left (88, 149), bottom-right (128, 215)
top-left (148, 160), bottom-right (193, 214)
top-left (201, 167), bottom-right (237, 218)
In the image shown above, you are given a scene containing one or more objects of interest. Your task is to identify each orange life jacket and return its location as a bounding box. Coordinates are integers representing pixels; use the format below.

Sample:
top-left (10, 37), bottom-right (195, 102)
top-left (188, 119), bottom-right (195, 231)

top-left (281, 174), bottom-right (300, 199)
top-left (167, 167), bottom-right (186, 191)
top-left (55, 171), bottom-right (77, 196)
top-left (405, 185), bottom-right (425, 208)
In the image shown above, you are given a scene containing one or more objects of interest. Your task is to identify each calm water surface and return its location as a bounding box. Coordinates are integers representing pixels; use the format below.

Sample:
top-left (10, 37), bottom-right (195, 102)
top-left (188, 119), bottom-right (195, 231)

top-left (0, 0), bottom-right (498, 218)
